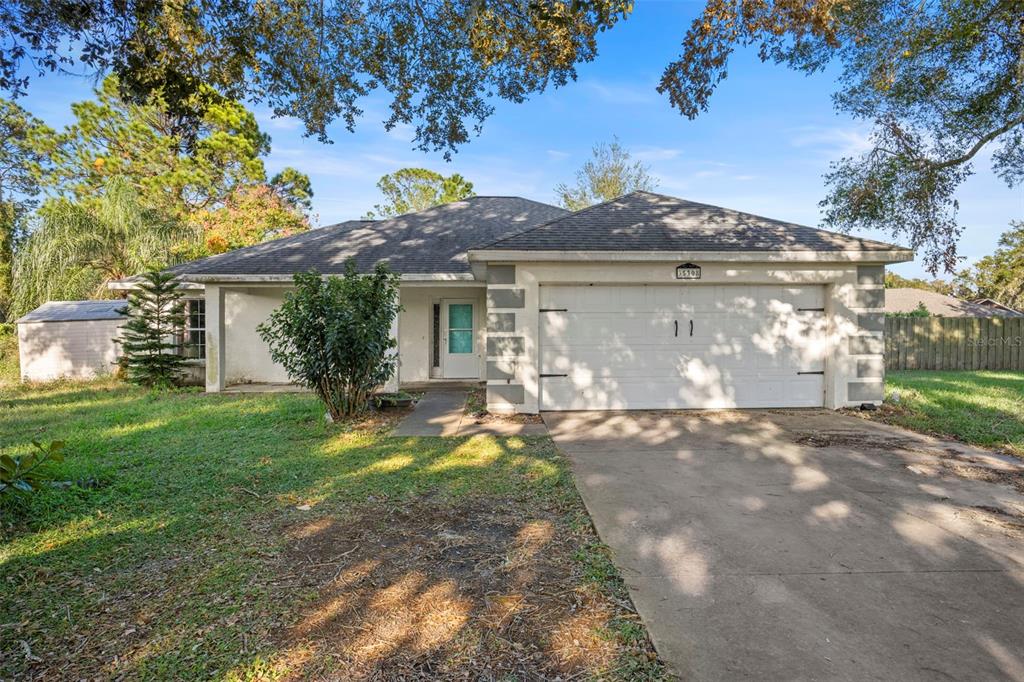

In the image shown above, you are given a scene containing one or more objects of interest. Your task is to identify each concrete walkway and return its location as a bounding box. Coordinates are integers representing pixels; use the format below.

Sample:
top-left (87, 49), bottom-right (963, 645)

top-left (545, 409), bottom-right (1024, 681)
top-left (392, 388), bottom-right (547, 437)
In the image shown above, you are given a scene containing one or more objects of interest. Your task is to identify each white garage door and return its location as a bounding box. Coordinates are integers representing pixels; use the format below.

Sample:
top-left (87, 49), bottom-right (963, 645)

top-left (539, 284), bottom-right (829, 410)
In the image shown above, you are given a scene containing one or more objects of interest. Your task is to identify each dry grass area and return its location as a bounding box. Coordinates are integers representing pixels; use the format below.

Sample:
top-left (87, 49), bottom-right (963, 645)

top-left (261, 498), bottom-right (659, 679)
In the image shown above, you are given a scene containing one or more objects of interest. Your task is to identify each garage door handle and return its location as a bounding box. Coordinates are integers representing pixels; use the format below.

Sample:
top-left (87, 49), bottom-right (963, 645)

top-left (540, 373), bottom-right (567, 378)
top-left (689, 320), bottom-right (694, 337)
top-left (797, 371), bottom-right (825, 375)
top-left (674, 320), bottom-right (678, 337)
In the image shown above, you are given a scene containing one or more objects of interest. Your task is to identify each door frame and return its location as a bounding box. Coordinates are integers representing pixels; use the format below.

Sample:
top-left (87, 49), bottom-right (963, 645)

top-left (440, 298), bottom-right (479, 379)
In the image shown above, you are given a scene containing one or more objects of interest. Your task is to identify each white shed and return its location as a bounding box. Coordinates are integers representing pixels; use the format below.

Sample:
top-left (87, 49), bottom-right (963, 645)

top-left (16, 300), bottom-right (126, 382)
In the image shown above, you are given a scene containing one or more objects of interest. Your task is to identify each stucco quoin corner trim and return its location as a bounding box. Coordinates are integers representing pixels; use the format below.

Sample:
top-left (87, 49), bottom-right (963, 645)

top-left (467, 249), bottom-right (915, 264)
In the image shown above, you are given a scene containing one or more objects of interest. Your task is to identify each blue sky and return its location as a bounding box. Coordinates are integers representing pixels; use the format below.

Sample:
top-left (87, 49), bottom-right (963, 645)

top-left (18, 2), bottom-right (1022, 280)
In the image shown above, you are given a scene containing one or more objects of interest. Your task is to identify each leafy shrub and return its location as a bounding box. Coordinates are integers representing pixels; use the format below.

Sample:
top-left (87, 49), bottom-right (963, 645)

top-left (259, 262), bottom-right (400, 420)
top-left (119, 270), bottom-right (187, 387)
top-left (0, 440), bottom-right (66, 496)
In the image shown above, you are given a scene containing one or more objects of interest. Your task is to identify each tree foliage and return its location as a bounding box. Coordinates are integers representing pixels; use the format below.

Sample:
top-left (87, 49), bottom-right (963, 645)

top-left (555, 137), bottom-right (657, 210)
top-left (11, 178), bottom-right (191, 317)
top-left (0, 1), bottom-right (630, 157)
top-left (367, 168), bottom-right (475, 219)
top-left (42, 75), bottom-right (272, 220)
top-left (119, 270), bottom-right (187, 388)
top-left (884, 272), bottom-right (954, 296)
top-left (258, 264), bottom-right (401, 419)
top-left (0, 99), bottom-right (56, 321)
top-left (660, 0), bottom-right (1023, 272)
top-left (190, 184), bottom-right (312, 257)
top-left (955, 222), bottom-right (1024, 310)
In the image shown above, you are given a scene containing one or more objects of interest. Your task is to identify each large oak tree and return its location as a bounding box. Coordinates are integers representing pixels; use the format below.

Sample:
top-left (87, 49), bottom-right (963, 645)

top-left (2, 1), bottom-right (1019, 270)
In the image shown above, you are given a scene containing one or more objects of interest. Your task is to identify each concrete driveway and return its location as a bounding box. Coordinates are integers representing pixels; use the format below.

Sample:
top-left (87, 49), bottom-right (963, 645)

top-left (544, 410), bottom-right (1024, 681)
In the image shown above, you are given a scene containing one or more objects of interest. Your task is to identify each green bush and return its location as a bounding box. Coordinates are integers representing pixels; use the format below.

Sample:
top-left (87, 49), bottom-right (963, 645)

top-left (259, 262), bottom-right (400, 420)
top-left (0, 440), bottom-right (66, 496)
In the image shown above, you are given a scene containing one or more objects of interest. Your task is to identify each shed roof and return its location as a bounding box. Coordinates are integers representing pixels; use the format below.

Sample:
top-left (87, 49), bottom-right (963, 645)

top-left (17, 300), bottom-right (127, 323)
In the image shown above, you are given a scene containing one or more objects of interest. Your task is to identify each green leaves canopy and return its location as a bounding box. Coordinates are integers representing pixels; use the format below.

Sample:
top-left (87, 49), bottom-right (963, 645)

top-left (0, 1), bottom-right (630, 157)
top-left (258, 263), bottom-right (401, 419)
top-left (659, 0), bottom-right (1023, 272)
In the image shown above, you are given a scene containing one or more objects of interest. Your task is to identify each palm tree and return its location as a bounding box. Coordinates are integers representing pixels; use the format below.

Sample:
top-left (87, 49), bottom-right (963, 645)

top-left (11, 177), bottom-right (194, 317)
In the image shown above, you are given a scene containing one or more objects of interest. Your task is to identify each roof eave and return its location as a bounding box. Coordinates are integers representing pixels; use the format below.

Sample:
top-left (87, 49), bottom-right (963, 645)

top-left (467, 249), bottom-right (915, 264)
top-left (174, 272), bottom-right (479, 283)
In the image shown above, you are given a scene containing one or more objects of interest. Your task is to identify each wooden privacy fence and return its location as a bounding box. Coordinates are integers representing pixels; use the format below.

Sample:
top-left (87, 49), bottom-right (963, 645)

top-left (884, 317), bottom-right (1024, 371)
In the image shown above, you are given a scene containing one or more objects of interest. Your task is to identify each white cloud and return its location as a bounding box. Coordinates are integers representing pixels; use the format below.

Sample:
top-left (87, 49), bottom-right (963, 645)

top-left (546, 149), bottom-right (570, 161)
top-left (788, 125), bottom-right (873, 158)
top-left (633, 146), bottom-right (684, 162)
top-left (578, 79), bottom-right (657, 104)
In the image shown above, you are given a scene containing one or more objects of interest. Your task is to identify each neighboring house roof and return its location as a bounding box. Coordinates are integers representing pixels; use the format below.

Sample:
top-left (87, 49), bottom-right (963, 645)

top-left (972, 298), bottom-right (1024, 316)
top-left (17, 300), bottom-right (127, 324)
top-left (167, 196), bottom-right (568, 278)
top-left (885, 288), bottom-right (1024, 317)
top-left (478, 191), bottom-right (905, 252)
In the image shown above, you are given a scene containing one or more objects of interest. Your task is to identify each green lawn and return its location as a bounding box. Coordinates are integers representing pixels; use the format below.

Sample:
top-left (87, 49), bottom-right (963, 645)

top-left (1, 381), bottom-right (666, 680)
top-left (881, 370), bottom-right (1024, 457)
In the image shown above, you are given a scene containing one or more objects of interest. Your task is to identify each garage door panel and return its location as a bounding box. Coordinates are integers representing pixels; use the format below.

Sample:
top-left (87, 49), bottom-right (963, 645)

top-left (540, 284), bottom-right (827, 410)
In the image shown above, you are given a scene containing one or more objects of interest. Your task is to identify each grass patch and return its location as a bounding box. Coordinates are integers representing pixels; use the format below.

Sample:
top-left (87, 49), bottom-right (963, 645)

top-left (0, 327), bottom-right (17, 386)
top-left (0, 380), bottom-right (668, 680)
top-left (876, 370), bottom-right (1024, 457)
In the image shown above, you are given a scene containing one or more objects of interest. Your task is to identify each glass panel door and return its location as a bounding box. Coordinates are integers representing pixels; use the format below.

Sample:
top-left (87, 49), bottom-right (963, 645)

top-left (447, 303), bottom-right (473, 353)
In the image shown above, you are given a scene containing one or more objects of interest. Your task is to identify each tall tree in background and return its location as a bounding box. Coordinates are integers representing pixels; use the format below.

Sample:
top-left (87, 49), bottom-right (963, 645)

top-left (24, 75), bottom-right (313, 262)
top-left (11, 178), bottom-right (191, 317)
top-left (955, 222), bottom-right (1024, 309)
top-left (555, 137), bottom-right (657, 210)
top-left (660, 0), bottom-right (1023, 272)
top-left (190, 185), bottom-right (312, 256)
top-left (367, 168), bottom-right (475, 219)
top-left (42, 76), bottom-right (271, 220)
top-left (1, 1), bottom-right (1017, 267)
top-left (0, 100), bottom-right (55, 321)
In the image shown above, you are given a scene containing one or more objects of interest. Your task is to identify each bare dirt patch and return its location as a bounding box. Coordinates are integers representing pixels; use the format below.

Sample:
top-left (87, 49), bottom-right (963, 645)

top-left (465, 387), bottom-right (543, 425)
top-left (269, 497), bottom-right (660, 680)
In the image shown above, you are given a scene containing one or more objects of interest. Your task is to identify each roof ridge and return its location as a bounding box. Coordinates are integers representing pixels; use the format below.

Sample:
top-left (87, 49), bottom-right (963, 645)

top-left (475, 191), bottom-right (639, 250)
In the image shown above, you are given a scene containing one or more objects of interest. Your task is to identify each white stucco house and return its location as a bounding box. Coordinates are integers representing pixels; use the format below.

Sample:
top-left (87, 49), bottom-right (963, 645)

top-left (95, 191), bottom-right (915, 412)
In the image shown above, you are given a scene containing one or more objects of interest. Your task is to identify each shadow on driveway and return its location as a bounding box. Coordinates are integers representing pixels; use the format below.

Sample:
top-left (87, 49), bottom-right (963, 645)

top-left (545, 409), bottom-right (1024, 681)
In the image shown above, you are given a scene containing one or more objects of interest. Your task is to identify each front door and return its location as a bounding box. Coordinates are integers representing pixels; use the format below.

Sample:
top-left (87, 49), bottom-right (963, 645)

top-left (442, 299), bottom-right (478, 378)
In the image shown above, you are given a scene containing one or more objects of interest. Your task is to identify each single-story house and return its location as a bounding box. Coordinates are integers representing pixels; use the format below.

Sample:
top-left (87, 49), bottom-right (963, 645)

top-left (885, 288), bottom-right (1024, 317)
top-left (145, 191), bottom-right (912, 413)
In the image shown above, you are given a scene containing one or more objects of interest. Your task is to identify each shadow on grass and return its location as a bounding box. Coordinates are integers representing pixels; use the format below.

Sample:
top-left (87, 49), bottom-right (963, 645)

top-left (2, 383), bottom-right (663, 679)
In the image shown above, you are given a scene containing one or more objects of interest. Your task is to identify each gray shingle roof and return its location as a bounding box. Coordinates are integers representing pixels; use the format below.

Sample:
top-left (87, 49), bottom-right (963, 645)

top-left (885, 288), bottom-right (1024, 317)
top-left (17, 300), bottom-right (127, 323)
top-left (168, 196), bottom-right (568, 278)
top-left (478, 191), bottom-right (906, 252)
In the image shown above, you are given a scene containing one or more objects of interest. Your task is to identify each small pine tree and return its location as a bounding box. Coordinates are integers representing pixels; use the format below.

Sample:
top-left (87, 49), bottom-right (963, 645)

top-left (119, 270), bottom-right (187, 387)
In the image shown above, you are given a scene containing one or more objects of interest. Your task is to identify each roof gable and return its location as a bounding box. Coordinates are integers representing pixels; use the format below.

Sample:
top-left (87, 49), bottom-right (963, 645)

top-left (479, 191), bottom-right (906, 253)
top-left (169, 196), bottom-right (567, 278)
